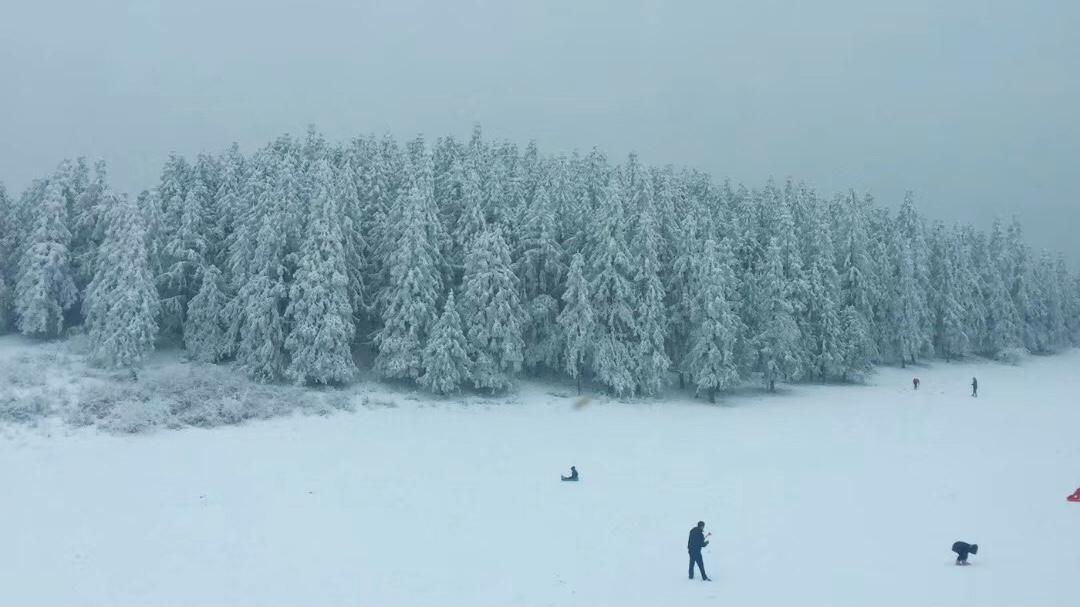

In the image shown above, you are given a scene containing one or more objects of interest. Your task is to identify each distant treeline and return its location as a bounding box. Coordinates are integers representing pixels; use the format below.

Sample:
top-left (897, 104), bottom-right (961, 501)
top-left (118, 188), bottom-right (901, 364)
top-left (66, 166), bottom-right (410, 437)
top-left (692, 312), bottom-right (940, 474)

top-left (0, 126), bottom-right (1077, 399)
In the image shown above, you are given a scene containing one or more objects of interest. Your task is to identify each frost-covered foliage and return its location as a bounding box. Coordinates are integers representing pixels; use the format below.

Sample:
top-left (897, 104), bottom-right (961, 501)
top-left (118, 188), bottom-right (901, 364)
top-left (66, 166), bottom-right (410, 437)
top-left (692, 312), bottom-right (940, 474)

top-left (3, 127), bottom-right (1079, 403)
top-left (0, 339), bottom-right (355, 432)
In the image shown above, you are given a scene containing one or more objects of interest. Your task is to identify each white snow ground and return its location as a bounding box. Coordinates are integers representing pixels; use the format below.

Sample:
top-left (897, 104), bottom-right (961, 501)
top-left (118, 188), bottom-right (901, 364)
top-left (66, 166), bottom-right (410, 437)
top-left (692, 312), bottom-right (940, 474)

top-left (2, 341), bottom-right (1080, 606)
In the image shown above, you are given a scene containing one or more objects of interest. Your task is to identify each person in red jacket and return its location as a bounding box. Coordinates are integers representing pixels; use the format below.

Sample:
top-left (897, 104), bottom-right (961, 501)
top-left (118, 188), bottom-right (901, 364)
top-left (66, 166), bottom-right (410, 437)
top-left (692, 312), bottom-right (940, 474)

top-left (687, 521), bottom-right (711, 581)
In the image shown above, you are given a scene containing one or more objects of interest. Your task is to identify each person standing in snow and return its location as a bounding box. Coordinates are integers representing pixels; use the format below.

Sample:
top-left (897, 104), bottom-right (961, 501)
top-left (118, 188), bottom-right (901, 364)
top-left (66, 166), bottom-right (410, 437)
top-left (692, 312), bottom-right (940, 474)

top-left (971, 377), bottom-right (978, 397)
top-left (913, 377), bottom-right (920, 390)
top-left (687, 521), bottom-right (711, 581)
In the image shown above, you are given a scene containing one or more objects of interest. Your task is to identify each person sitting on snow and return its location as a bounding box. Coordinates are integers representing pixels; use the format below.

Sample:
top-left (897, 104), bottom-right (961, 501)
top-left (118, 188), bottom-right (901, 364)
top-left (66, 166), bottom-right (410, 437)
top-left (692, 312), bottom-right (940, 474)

top-left (561, 466), bottom-right (579, 481)
top-left (952, 541), bottom-right (978, 565)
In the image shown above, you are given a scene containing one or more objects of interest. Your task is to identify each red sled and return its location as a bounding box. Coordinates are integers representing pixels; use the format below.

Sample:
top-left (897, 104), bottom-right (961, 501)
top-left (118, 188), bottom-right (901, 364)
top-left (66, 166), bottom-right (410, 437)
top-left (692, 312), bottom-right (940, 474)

top-left (1068, 489), bottom-right (1080, 503)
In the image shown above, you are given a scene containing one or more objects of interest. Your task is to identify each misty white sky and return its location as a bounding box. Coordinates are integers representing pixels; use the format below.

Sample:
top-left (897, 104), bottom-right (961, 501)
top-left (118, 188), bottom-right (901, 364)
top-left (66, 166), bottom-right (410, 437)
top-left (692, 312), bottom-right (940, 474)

top-left (1, 0), bottom-right (1077, 262)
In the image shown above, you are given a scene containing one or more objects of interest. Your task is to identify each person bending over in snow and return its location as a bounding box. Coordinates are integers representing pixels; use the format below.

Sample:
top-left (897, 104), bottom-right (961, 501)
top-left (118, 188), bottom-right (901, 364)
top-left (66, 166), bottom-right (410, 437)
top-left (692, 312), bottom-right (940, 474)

top-left (561, 466), bottom-right (579, 481)
top-left (952, 541), bottom-right (978, 565)
top-left (687, 521), bottom-right (711, 581)
top-left (971, 377), bottom-right (978, 398)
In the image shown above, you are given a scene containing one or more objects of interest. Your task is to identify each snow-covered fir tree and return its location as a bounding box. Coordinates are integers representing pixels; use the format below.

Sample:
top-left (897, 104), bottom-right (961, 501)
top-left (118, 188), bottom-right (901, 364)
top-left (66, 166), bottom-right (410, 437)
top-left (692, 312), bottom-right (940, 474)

top-left (684, 238), bottom-right (742, 402)
top-left (15, 178), bottom-right (77, 337)
top-left (82, 193), bottom-right (159, 368)
top-left (800, 201), bottom-right (846, 379)
top-left (752, 239), bottom-right (802, 391)
top-left (0, 182), bottom-right (13, 331)
top-left (420, 290), bottom-right (472, 395)
top-left (183, 264), bottom-right (229, 362)
top-left (227, 147), bottom-right (292, 381)
top-left (459, 227), bottom-right (525, 393)
top-left (628, 157), bottom-right (670, 396)
top-left (587, 168), bottom-right (638, 396)
top-left (929, 222), bottom-right (971, 359)
top-left (557, 252), bottom-right (594, 394)
top-left (515, 174), bottom-right (566, 371)
top-left (284, 157), bottom-right (357, 385)
top-left (69, 159), bottom-right (110, 299)
top-left (373, 148), bottom-right (443, 380)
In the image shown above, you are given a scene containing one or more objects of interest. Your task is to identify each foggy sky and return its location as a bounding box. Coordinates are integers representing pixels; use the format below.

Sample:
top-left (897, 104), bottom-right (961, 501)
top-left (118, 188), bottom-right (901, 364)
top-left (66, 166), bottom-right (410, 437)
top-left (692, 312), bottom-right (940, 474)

top-left (1, 0), bottom-right (1077, 263)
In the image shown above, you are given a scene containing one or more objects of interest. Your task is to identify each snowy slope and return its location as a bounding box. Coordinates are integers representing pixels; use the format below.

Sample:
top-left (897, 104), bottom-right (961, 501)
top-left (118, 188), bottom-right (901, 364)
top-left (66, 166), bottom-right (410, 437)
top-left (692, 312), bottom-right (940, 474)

top-left (2, 348), bottom-right (1080, 606)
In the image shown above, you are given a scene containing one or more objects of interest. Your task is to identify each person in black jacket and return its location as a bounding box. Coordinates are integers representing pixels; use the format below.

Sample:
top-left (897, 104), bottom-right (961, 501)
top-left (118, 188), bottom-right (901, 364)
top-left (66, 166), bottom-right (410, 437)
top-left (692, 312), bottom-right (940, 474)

top-left (952, 541), bottom-right (978, 565)
top-left (971, 377), bottom-right (978, 397)
top-left (561, 466), bottom-right (579, 481)
top-left (687, 521), bottom-right (711, 581)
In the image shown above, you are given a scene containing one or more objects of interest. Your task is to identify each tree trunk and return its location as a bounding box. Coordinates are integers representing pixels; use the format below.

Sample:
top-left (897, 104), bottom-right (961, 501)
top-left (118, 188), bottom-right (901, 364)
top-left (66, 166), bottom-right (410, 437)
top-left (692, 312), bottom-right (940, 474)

top-left (576, 375), bottom-right (581, 395)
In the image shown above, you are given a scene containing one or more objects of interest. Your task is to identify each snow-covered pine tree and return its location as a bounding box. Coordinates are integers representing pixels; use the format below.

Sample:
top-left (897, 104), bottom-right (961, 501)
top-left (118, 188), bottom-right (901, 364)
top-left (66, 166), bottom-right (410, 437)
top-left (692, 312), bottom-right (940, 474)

top-left (453, 150), bottom-right (488, 281)
top-left (1003, 218), bottom-right (1041, 352)
top-left (83, 193), bottom-right (159, 368)
top-left (557, 252), bottom-right (594, 394)
top-left (835, 191), bottom-right (878, 356)
top-left (553, 153), bottom-right (590, 258)
top-left (152, 154), bottom-right (196, 338)
top-left (665, 173), bottom-right (713, 389)
top-left (459, 227), bottom-right (525, 392)
top-left (15, 178), bottom-right (77, 337)
top-left (954, 226), bottom-right (988, 352)
top-left (373, 150), bottom-right (443, 381)
top-left (1067, 271), bottom-right (1080, 345)
top-left (1052, 255), bottom-right (1075, 348)
top-left (838, 305), bottom-right (875, 382)
top-left (753, 239), bottom-right (802, 391)
top-left (865, 206), bottom-right (897, 359)
top-left (227, 147), bottom-right (291, 381)
top-left (928, 222), bottom-right (970, 359)
top-left (0, 276), bottom-right (8, 335)
top-left (515, 172), bottom-right (566, 371)
top-left (896, 192), bottom-right (935, 354)
top-left (800, 201), bottom-right (846, 379)
top-left (283, 157), bottom-right (357, 385)
top-left (627, 156), bottom-right (670, 396)
top-left (162, 173), bottom-right (213, 340)
top-left (334, 149), bottom-right (370, 336)
top-left (0, 182), bottom-right (12, 332)
top-left (420, 289), bottom-right (472, 395)
top-left (183, 264), bottom-right (229, 362)
top-left (731, 185), bottom-right (765, 365)
top-left (212, 144), bottom-right (246, 267)
top-left (587, 168), bottom-right (638, 396)
top-left (981, 220), bottom-right (1021, 357)
top-left (487, 141), bottom-right (522, 234)
top-left (685, 238), bottom-right (742, 402)
top-left (887, 236), bottom-right (930, 367)
top-left (69, 159), bottom-right (110, 302)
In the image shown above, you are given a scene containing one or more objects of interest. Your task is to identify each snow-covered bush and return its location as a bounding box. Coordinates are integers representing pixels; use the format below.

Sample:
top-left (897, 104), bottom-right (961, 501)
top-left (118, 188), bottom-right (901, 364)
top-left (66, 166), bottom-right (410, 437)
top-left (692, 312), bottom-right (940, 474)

top-left (100, 398), bottom-right (170, 433)
top-left (0, 394), bottom-right (51, 424)
top-left (995, 347), bottom-right (1027, 365)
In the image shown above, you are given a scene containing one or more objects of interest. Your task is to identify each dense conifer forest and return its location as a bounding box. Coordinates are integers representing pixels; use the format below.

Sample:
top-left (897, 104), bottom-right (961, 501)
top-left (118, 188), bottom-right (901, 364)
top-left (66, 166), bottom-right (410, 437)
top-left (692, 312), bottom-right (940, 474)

top-left (1, 126), bottom-right (1077, 399)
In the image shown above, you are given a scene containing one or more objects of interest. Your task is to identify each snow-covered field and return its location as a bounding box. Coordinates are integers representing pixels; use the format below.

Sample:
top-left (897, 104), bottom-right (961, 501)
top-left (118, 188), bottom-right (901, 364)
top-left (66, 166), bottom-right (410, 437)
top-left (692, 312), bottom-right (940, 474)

top-left (2, 342), bottom-right (1079, 606)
